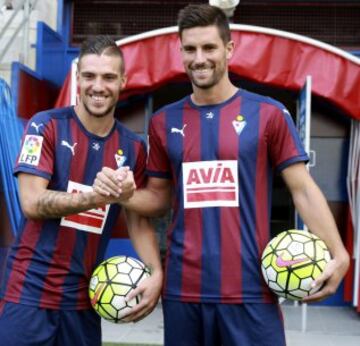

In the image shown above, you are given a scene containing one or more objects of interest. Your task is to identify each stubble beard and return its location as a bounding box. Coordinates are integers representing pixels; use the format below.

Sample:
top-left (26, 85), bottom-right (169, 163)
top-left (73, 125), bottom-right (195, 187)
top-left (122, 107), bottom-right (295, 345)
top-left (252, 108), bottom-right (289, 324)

top-left (83, 101), bottom-right (115, 119)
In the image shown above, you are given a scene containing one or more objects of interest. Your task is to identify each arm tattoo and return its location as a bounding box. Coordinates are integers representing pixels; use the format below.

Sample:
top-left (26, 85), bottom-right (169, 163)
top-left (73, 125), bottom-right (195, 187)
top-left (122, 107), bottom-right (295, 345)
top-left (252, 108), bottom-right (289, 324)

top-left (36, 190), bottom-right (99, 219)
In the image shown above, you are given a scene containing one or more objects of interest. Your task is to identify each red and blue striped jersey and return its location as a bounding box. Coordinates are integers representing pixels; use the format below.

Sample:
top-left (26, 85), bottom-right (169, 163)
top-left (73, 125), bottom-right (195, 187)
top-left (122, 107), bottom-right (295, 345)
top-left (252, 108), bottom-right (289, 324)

top-left (147, 89), bottom-right (308, 303)
top-left (0, 107), bottom-right (146, 310)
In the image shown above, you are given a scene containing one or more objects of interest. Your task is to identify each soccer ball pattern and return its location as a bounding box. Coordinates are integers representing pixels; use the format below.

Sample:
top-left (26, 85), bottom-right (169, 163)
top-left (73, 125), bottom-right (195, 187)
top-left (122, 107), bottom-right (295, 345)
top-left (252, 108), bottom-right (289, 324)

top-left (261, 230), bottom-right (331, 300)
top-left (89, 256), bottom-right (150, 323)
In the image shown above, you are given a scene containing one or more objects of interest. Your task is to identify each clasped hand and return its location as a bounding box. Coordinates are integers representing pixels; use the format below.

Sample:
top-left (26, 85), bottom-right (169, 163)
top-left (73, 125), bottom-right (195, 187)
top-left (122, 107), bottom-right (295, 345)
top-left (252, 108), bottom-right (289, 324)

top-left (93, 166), bottom-right (136, 202)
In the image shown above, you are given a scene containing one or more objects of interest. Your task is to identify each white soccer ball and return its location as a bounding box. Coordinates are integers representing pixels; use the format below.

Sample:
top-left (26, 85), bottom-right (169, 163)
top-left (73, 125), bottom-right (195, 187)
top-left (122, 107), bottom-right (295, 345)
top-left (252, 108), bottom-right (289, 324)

top-left (89, 256), bottom-right (150, 323)
top-left (261, 230), bottom-right (331, 300)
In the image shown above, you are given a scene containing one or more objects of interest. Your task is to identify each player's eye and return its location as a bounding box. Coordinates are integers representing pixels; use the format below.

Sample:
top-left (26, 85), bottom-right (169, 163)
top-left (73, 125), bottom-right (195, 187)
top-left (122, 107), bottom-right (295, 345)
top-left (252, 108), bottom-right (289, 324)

top-left (183, 46), bottom-right (195, 53)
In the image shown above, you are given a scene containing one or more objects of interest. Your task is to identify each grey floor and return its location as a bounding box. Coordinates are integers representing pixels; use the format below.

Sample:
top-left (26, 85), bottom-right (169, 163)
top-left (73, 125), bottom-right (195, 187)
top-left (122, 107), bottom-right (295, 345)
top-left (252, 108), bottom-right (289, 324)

top-left (102, 302), bottom-right (360, 345)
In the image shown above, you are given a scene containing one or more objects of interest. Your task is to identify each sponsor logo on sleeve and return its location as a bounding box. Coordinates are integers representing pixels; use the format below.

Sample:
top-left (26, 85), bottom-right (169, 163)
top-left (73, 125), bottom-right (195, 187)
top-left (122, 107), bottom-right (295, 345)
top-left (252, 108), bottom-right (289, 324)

top-left (60, 181), bottom-right (110, 234)
top-left (18, 135), bottom-right (44, 166)
top-left (30, 122), bottom-right (44, 133)
top-left (182, 160), bottom-right (239, 209)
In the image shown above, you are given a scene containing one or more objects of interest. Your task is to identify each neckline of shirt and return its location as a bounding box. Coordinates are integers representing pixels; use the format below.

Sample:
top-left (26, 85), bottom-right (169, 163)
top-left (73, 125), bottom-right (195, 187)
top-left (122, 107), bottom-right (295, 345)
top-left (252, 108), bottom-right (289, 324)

top-left (71, 106), bottom-right (117, 141)
top-left (187, 88), bottom-right (241, 110)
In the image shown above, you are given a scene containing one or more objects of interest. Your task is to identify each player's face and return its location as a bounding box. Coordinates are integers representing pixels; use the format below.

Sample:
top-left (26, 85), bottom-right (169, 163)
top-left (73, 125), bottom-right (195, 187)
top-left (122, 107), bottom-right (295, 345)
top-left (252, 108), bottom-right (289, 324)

top-left (180, 25), bottom-right (233, 90)
top-left (77, 54), bottom-right (126, 119)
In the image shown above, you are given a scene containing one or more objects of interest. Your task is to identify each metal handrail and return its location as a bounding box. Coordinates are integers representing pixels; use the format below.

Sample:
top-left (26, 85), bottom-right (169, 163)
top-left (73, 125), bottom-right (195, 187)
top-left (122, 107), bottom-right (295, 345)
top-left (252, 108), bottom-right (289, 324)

top-left (0, 0), bottom-right (39, 63)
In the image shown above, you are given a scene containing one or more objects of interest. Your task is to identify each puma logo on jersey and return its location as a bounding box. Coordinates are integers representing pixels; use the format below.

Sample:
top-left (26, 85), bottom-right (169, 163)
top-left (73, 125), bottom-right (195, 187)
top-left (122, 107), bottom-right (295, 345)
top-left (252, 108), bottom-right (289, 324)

top-left (171, 124), bottom-right (187, 137)
top-left (30, 122), bottom-right (44, 133)
top-left (61, 140), bottom-right (77, 156)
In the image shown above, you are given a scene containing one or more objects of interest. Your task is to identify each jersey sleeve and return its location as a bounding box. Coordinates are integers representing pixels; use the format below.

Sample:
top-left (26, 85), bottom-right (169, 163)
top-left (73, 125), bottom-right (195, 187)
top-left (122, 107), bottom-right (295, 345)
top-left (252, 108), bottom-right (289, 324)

top-left (14, 112), bottom-right (55, 180)
top-left (133, 139), bottom-right (147, 189)
top-left (267, 105), bottom-right (309, 172)
top-left (146, 114), bottom-right (172, 179)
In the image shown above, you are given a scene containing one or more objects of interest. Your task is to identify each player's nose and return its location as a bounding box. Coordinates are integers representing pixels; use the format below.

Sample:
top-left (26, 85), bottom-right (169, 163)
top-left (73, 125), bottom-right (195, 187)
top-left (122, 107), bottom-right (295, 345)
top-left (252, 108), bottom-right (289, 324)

top-left (194, 48), bottom-right (206, 64)
top-left (92, 76), bottom-right (105, 92)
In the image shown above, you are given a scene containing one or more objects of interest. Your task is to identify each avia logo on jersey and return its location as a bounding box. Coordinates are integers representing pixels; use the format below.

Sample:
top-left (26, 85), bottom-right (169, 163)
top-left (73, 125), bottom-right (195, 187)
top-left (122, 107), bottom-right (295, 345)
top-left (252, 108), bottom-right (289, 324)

top-left (18, 135), bottom-right (44, 166)
top-left (115, 149), bottom-right (127, 168)
top-left (232, 115), bottom-right (247, 135)
top-left (182, 160), bottom-right (239, 209)
top-left (60, 181), bottom-right (110, 234)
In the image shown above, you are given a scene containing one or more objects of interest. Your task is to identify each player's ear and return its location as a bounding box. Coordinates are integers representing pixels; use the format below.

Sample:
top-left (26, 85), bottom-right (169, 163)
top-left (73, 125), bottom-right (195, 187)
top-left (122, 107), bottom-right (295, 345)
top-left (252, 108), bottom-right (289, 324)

top-left (226, 40), bottom-right (234, 60)
top-left (120, 75), bottom-right (127, 90)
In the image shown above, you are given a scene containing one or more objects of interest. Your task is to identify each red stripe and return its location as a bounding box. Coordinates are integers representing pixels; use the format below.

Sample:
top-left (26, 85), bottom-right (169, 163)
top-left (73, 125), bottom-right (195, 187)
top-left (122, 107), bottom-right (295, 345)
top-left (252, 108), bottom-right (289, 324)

top-left (343, 206), bottom-right (354, 302)
top-left (77, 127), bottom-right (121, 307)
top-left (258, 104), bottom-right (275, 302)
top-left (81, 209), bottom-right (106, 217)
top-left (181, 104), bottom-right (202, 300)
top-left (64, 214), bottom-right (104, 228)
top-left (218, 97), bottom-right (242, 301)
top-left (4, 221), bottom-right (42, 303)
top-left (0, 300), bottom-right (5, 316)
top-left (187, 186), bottom-right (235, 191)
top-left (187, 191), bottom-right (236, 202)
top-left (156, 113), bottom-right (173, 297)
top-left (40, 229), bottom-right (77, 308)
top-left (40, 118), bottom-right (89, 308)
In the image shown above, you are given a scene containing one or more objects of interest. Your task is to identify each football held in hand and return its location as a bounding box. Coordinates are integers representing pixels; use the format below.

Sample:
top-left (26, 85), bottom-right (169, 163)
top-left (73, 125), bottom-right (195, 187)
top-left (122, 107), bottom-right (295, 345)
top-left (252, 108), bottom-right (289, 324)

top-left (261, 229), bottom-right (331, 300)
top-left (89, 256), bottom-right (150, 323)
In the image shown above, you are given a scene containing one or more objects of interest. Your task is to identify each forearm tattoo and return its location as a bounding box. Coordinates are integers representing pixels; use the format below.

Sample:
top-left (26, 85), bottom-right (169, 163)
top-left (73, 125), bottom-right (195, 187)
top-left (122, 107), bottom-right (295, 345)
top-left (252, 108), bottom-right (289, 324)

top-left (36, 190), bottom-right (99, 219)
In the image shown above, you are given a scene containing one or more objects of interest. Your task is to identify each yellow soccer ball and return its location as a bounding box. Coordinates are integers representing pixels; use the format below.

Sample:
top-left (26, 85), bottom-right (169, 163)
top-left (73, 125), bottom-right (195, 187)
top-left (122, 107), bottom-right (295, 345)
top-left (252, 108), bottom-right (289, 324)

top-left (261, 230), bottom-right (331, 300)
top-left (89, 256), bottom-right (150, 323)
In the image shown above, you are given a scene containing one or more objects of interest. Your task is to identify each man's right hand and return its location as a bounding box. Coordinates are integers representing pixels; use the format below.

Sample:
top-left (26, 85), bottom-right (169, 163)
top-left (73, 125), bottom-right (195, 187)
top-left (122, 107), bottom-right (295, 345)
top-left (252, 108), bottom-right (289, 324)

top-left (93, 166), bottom-right (136, 201)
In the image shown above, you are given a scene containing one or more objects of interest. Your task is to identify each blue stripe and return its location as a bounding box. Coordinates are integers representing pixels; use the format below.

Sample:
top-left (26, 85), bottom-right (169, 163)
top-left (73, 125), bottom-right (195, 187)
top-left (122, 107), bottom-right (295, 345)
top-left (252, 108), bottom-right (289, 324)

top-left (237, 99), bottom-right (264, 298)
top-left (164, 104), bottom-right (185, 298)
top-left (199, 108), bottom-right (221, 299)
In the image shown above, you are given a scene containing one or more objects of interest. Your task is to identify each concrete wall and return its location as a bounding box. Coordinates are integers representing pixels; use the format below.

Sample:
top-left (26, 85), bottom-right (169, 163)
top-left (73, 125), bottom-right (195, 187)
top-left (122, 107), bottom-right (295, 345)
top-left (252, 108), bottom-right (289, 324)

top-left (0, 0), bottom-right (58, 82)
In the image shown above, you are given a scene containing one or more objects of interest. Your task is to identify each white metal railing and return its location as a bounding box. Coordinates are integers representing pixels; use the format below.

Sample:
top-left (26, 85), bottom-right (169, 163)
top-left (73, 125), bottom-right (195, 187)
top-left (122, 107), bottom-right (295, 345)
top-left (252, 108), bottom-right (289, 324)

top-left (0, 0), bottom-right (39, 64)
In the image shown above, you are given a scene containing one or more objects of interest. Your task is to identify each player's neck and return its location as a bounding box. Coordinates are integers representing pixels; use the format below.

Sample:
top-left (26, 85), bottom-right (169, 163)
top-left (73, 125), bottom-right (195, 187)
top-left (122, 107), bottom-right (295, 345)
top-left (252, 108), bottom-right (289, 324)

top-left (75, 104), bottom-right (115, 137)
top-left (191, 80), bottom-right (238, 106)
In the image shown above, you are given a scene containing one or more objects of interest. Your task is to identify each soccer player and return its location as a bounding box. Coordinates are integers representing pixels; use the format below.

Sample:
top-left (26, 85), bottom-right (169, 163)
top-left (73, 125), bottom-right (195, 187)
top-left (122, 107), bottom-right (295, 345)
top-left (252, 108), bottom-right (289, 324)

top-left (93, 4), bottom-right (349, 345)
top-left (0, 36), bottom-right (163, 346)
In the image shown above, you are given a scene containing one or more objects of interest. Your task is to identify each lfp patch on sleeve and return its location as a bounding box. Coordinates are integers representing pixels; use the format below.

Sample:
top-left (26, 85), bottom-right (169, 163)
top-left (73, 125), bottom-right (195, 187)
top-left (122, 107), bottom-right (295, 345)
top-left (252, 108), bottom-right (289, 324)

top-left (18, 135), bottom-right (44, 166)
top-left (182, 160), bottom-right (239, 209)
top-left (60, 181), bottom-right (110, 234)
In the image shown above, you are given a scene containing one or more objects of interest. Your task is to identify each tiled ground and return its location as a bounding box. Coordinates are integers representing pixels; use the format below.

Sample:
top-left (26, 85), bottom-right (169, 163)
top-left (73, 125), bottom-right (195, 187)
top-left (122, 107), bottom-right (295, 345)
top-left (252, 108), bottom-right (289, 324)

top-left (102, 303), bottom-right (360, 346)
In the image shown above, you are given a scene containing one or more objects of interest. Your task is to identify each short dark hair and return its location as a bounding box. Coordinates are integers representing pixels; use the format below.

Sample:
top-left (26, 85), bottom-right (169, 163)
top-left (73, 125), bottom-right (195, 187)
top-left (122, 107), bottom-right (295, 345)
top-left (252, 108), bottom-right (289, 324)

top-left (177, 4), bottom-right (231, 44)
top-left (78, 35), bottom-right (125, 74)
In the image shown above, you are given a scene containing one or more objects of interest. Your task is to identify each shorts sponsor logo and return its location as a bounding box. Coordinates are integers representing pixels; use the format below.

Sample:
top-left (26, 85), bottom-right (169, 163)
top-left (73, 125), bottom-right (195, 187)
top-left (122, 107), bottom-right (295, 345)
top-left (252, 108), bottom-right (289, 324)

top-left (60, 181), bottom-right (109, 234)
top-left (182, 160), bottom-right (239, 208)
top-left (18, 135), bottom-right (43, 166)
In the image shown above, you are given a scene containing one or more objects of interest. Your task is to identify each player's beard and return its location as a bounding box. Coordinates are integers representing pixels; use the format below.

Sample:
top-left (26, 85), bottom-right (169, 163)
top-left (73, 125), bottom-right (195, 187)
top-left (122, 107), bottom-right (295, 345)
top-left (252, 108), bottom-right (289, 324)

top-left (83, 100), bottom-right (116, 118)
top-left (188, 60), bottom-right (227, 90)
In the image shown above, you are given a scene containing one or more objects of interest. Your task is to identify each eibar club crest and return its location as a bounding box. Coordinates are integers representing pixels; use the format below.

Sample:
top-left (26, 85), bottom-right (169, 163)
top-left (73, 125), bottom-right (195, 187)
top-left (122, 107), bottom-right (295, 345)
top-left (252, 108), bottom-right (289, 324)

top-left (115, 149), bottom-right (127, 168)
top-left (232, 115), bottom-right (247, 135)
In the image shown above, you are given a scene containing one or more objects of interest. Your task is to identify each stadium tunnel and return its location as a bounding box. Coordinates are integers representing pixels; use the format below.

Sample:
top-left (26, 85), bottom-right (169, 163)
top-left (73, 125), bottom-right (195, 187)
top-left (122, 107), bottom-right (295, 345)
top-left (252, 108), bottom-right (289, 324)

top-left (2, 25), bottom-right (359, 308)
